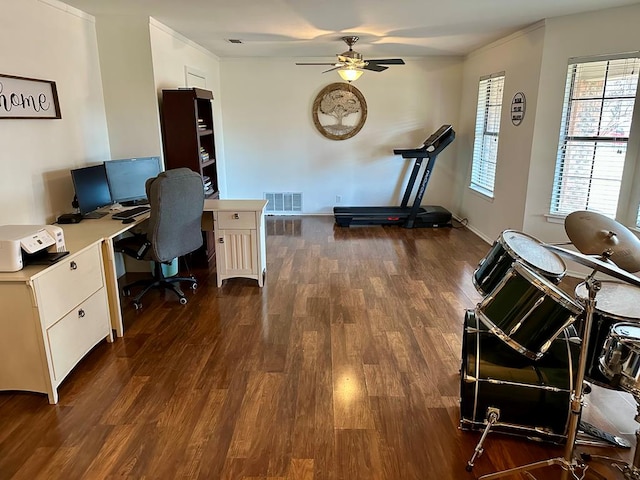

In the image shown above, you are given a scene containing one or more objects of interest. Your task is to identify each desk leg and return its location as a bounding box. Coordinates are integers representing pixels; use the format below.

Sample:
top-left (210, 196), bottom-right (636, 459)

top-left (102, 238), bottom-right (124, 337)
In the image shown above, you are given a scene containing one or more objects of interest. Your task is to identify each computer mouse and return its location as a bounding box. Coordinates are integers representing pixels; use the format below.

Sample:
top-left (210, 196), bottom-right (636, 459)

top-left (122, 218), bottom-right (136, 224)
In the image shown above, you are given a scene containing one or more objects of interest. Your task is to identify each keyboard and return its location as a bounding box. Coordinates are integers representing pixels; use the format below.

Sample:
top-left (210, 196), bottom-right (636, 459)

top-left (112, 206), bottom-right (150, 220)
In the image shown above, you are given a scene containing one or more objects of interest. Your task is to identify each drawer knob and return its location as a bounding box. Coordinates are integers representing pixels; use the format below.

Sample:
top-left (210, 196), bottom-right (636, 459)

top-left (233, 213), bottom-right (240, 219)
top-left (70, 261), bottom-right (78, 270)
top-left (218, 237), bottom-right (224, 243)
top-left (78, 309), bottom-right (85, 318)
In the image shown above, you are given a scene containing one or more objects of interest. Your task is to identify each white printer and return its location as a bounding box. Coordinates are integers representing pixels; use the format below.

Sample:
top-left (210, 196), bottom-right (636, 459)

top-left (0, 225), bottom-right (66, 272)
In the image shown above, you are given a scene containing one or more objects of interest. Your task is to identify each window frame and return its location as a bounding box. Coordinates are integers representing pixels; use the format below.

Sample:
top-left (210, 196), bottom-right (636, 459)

top-left (469, 72), bottom-right (505, 199)
top-left (550, 53), bottom-right (640, 222)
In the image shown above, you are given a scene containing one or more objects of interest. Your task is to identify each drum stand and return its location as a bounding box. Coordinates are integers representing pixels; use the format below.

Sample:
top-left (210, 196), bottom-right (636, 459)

top-left (467, 408), bottom-right (500, 471)
top-left (477, 274), bottom-right (601, 480)
top-left (579, 395), bottom-right (640, 479)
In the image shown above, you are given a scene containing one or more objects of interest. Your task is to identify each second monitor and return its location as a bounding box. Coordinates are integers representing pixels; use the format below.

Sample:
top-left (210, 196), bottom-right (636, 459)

top-left (105, 156), bottom-right (162, 206)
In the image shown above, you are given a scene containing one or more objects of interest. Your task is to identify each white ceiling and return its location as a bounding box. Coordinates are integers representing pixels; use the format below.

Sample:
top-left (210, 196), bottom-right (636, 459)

top-left (60, 0), bottom-right (640, 59)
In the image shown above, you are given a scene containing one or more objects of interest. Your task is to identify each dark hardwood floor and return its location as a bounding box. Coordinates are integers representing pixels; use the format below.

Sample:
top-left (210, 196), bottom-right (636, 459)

top-left (0, 216), bottom-right (636, 479)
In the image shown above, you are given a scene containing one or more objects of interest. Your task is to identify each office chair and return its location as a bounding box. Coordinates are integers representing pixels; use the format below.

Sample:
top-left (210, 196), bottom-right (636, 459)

top-left (115, 168), bottom-right (205, 309)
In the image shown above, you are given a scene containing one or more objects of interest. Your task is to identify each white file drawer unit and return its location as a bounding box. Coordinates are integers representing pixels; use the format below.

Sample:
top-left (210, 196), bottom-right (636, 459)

top-left (206, 199), bottom-right (267, 287)
top-left (0, 242), bottom-right (113, 403)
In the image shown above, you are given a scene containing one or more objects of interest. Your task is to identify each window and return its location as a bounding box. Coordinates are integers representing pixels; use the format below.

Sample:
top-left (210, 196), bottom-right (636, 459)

top-left (470, 73), bottom-right (505, 197)
top-left (637, 206), bottom-right (640, 228)
top-left (551, 55), bottom-right (640, 218)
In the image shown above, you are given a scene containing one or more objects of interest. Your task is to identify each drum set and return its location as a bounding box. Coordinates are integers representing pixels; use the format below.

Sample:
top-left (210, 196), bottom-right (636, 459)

top-left (460, 211), bottom-right (640, 479)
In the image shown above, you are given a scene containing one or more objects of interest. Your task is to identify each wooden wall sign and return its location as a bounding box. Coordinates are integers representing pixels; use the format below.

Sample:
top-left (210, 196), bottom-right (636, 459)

top-left (511, 92), bottom-right (525, 126)
top-left (0, 74), bottom-right (61, 119)
top-left (312, 83), bottom-right (367, 140)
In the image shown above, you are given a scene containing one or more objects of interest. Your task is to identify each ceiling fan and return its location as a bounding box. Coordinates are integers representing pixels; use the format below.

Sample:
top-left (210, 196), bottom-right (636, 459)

top-left (296, 36), bottom-right (405, 81)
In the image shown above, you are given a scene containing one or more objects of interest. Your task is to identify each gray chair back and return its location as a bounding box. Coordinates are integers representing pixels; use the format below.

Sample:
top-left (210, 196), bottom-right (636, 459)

top-left (145, 168), bottom-right (204, 263)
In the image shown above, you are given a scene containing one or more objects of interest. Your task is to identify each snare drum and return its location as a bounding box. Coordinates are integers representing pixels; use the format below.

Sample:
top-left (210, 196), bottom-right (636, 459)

top-left (574, 281), bottom-right (640, 389)
top-left (477, 261), bottom-right (582, 360)
top-left (599, 323), bottom-right (640, 396)
top-left (460, 310), bottom-right (580, 443)
top-left (473, 230), bottom-right (566, 296)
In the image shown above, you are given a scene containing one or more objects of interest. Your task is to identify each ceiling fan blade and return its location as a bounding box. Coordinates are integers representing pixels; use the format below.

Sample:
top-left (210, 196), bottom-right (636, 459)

top-left (296, 62), bottom-right (339, 66)
top-left (367, 59), bottom-right (405, 65)
top-left (363, 64), bottom-right (388, 72)
top-left (322, 66), bottom-right (342, 73)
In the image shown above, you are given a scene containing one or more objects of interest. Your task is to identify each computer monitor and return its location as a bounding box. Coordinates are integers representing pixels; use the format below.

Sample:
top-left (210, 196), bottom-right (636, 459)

top-left (70, 164), bottom-right (113, 217)
top-left (104, 156), bottom-right (163, 205)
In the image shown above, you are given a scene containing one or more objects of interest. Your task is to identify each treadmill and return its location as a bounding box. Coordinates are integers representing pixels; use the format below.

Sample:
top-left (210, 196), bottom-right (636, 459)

top-left (334, 125), bottom-right (455, 228)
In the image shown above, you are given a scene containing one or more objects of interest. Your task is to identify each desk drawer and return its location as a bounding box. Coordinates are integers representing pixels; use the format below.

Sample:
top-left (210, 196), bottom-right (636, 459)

top-left (216, 211), bottom-right (256, 230)
top-left (34, 244), bottom-right (104, 329)
top-left (47, 287), bottom-right (110, 382)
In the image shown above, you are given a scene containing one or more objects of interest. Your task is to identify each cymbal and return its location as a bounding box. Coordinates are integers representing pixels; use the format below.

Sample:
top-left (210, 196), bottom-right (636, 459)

top-left (565, 210), bottom-right (640, 273)
top-left (544, 244), bottom-right (640, 288)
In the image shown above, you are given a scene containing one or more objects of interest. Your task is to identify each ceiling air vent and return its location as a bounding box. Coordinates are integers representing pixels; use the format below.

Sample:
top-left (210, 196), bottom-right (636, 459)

top-left (227, 39), bottom-right (243, 44)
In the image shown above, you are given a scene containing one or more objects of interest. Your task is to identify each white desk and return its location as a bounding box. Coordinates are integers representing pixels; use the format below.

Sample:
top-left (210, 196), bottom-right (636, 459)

top-left (60, 212), bottom-right (150, 338)
top-left (203, 199), bottom-right (267, 287)
top-left (60, 200), bottom-right (268, 335)
top-left (0, 233), bottom-right (115, 403)
top-left (0, 200), bottom-right (267, 403)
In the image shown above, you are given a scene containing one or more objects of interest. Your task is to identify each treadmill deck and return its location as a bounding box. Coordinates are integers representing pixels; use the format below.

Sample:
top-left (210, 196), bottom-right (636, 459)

top-left (334, 205), bottom-right (451, 228)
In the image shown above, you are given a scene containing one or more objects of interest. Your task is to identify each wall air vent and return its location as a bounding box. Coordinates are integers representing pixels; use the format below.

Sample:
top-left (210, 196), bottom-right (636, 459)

top-left (264, 192), bottom-right (302, 214)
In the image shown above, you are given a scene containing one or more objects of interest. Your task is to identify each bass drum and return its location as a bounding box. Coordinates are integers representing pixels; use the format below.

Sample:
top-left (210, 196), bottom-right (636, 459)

top-left (473, 230), bottom-right (566, 296)
top-left (460, 310), bottom-right (580, 443)
top-left (574, 281), bottom-right (640, 389)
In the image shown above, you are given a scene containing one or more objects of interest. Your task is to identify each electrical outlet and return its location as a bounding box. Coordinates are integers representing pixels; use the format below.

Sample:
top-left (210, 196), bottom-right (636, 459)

top-left (336, 195), bottom-right (342, 204)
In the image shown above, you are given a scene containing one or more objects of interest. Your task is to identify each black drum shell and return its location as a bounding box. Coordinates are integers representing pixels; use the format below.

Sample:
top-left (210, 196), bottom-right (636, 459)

top-left (599, 322), bottom-right (640, 395)
top-left (473, 230), bottom-right (566, 297)
top-left (477, 262), bottom-right (581, 360)
top-left (574, 281), bottom-right (640, 389)
top-left (460, 310), bottom-right (580, 442)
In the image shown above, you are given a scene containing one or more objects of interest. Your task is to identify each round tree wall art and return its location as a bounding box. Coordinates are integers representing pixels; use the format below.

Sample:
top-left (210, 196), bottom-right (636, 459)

top-left (312, 83), bottom-right (367, 140)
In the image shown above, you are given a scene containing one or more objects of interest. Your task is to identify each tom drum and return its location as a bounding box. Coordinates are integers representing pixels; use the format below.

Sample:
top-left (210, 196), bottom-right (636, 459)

top-left (476, 261), bottom-right (582, 360)
top-left (574, 281), bottom-right (640, 389)
top-left (599, 323), bottom-right (640, 397)
top-left (473, 230), bottom-right (566, 297)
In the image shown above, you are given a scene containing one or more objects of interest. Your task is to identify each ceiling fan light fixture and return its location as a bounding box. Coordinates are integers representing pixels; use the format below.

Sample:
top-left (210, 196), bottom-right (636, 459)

top-left (338, 68), bottom-right (363, 82)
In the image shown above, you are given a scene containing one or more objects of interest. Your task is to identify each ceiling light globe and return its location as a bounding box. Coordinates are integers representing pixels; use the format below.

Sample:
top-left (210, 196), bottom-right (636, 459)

top-left (338, 69), bottom-right (363, 82)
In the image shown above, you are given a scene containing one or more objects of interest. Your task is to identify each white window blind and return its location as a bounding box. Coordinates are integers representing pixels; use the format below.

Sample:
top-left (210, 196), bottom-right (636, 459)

top-left (551, 55), bottom-right (640, 218)
top-left (470, 73), bottom-right (505, 197)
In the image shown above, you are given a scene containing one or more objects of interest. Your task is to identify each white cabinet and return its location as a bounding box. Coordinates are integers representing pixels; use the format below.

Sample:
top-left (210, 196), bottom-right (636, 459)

top-left (0, 242), bottom-right (112, 403)
top-left (205, 200), bottom-right (267, 287)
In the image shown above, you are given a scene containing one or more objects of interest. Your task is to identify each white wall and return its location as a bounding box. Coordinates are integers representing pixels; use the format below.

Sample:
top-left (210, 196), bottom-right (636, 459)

top-left (219, 57), bottom-right (463, 214)
top-left (525, 3), bottom-right (640, 242)
top-left (148, 19), bottom-right (226, 194)
top-left (95, 15), bottom-right (162, 160)
top-left (5, 0), bottom-right (640, 239)
top-left (0, 0), bottom-right (110, 225)
top-left (455, 23), bottom-right (546, 243)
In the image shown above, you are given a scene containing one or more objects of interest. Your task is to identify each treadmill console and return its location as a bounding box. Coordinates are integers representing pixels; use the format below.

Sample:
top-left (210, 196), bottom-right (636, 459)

top-left (393, 125), bottom-right (455, 159)
top-left (422, 124), bottom-right (453, 151)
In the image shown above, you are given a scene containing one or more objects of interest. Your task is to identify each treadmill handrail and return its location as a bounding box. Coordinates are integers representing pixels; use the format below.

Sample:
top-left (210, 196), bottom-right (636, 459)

top-left (393, 149), bottom-right (431, 158)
